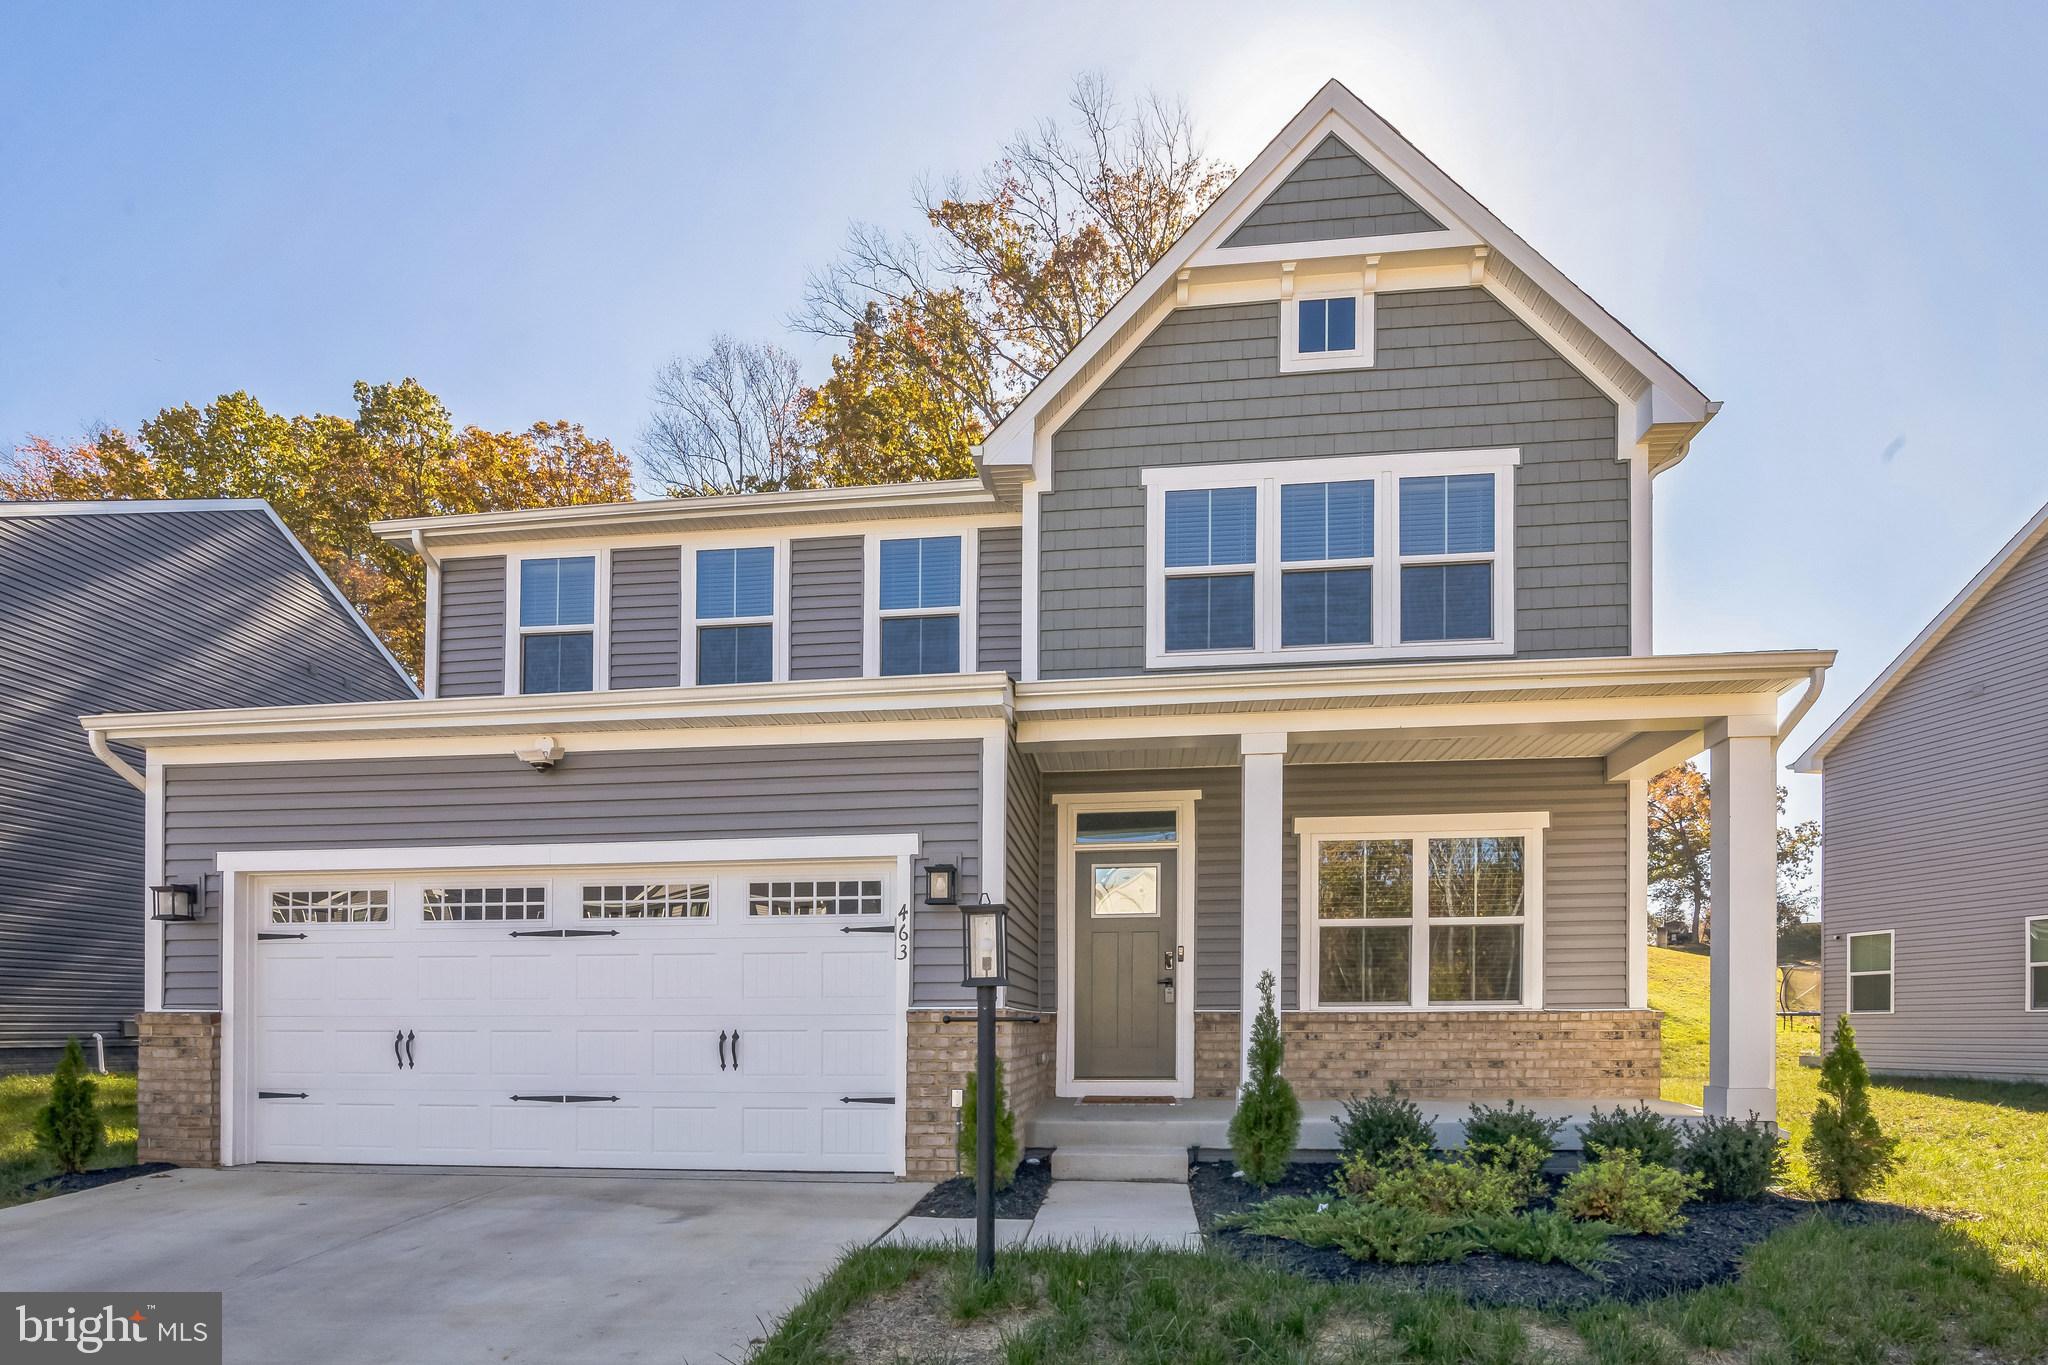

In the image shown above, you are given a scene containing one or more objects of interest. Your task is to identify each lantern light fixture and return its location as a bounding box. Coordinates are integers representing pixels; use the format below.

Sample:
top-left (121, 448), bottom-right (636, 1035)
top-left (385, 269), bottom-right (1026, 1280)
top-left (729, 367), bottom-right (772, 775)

top-left (960, 899), bottom-right (1009, 988)
top-left (924, 862), bottom-right (958, 906)
top-left (150, 884), bottom-right (201, 922)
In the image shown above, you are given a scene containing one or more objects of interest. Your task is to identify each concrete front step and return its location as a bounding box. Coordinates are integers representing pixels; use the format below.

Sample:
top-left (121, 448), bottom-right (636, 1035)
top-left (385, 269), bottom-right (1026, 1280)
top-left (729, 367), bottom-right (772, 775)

top-left (1053, 1145), bottom-right (1190, 1183)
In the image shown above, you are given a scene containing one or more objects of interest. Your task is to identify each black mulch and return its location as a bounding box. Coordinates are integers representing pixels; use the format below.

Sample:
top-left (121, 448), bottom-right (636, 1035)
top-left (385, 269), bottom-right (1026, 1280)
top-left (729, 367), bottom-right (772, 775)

top-left (27, 1163), bottom-right (179, 1197)
top-left (1189, 1159), bottom-right (1917, 1311)
top-left (909, 1151), bottom-right (1054, 1220)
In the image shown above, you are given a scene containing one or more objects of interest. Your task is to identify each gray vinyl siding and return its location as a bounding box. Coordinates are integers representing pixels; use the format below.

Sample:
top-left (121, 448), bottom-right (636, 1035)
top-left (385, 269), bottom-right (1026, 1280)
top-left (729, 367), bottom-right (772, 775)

top-left (436, 556), bottom-right (507, 697)
top-left (1039, 288), bottom-right (1626, 678)
top-left (977, 527), bottom-right (1023, 676)
top-left (1281, 759), bottom-right (1628, 1011)
top-left (1818, 533), bottom-right (2048, 1082)
top-left (157, 739), bottom-right (985, 1011)
top-left (608, 547), bottom-right (682, 689)
top-left (1002, 740), bottom-right (1043, 1011)
top-left (1223, 135), bottom-right (1444, 247)
top-left (0, 505), bottom-right (411, 1051)
top-left (789, 536), bottom-right (865, 680)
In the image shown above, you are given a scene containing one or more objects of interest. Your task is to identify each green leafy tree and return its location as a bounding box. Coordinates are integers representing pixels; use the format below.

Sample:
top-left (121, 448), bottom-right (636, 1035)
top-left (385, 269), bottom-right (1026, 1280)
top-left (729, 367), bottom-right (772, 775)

top-left (958, 1058), bottom-right (1021, 1190)
top-left (35, 1038), bottom-right (105, 1175)
top-left (1229, 971), bottom-right (1300, 1187)
top-left (1647, 762), bottom-right (1823, 941)
top-left (1803, 1018), bottom-right (1899, 1200)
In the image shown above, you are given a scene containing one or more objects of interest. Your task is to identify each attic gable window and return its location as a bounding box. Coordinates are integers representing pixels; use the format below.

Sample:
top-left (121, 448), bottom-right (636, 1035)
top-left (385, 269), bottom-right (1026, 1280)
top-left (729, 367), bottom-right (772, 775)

top-left (1280, 289), bottom-right (1375, 373)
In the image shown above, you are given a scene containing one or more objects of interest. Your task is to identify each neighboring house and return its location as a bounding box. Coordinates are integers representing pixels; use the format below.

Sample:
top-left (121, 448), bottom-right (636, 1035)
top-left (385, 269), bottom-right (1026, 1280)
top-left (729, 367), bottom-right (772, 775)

top-left (85, 81), bottom-right (1829, 1179)
top-left (0, 500), bottom-right (417, 1071)
top-left (1794, 502), bottom-right (2048, 1083)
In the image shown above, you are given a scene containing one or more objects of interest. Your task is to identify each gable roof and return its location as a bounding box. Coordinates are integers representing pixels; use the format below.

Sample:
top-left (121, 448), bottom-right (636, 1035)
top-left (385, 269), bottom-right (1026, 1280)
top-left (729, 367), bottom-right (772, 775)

top-left (977, 78), bottom-right (1714, 488)
top-left (1792, 498), bottom-right (2048, 774)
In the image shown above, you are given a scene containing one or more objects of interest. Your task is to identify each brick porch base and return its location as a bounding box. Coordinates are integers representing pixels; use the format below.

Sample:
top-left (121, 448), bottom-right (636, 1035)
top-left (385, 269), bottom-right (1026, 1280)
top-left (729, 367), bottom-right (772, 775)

top-left (136, 1011), bottom-right (222, 1166)
top-left (904, 1010), bottom-right (1055, 1181)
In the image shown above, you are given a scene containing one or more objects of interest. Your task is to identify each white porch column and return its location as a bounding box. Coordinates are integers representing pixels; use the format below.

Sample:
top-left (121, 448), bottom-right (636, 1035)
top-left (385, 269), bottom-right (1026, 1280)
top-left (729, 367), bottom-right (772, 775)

top-left (1240, 732), bottom-right (1288, 1064)
top-left (1704, 716), bottom-right (1779, 1122)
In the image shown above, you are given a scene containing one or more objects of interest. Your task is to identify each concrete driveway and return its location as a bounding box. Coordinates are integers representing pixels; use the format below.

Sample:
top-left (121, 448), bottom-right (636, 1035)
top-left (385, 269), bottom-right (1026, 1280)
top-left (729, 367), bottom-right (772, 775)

top-left (0, 1166), bottom-right (925, 1364)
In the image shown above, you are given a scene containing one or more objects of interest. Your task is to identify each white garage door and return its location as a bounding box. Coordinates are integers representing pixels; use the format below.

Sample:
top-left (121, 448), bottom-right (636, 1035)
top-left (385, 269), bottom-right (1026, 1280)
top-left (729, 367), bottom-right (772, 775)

top-left (247, 863), bottom-right (903, 1172)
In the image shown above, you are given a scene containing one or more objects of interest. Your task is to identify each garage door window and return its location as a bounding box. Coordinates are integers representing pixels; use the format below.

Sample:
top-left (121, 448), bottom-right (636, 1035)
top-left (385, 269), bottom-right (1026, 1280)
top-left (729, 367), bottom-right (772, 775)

top-left (423, 886), bottom-right (546, 922)
top-left (271, 888), bottom-right (389, 924)
top-left (582, 883), bottom-right (712, 919)
top-left (749, 879), bottom-right (883, 917)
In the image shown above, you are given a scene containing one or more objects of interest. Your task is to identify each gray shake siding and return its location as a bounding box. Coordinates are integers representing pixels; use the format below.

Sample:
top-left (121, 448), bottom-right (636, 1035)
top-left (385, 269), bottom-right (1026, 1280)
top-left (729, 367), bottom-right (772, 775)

top-left (1224, 134), bottom-right (1444, 247)
top-left (977, 527), bottom-right (1023, 676)
top-left (1038, 288), bottom-right (1626, 678)
top-left (436, 556), bottom-right (507, 697)
top-left (608, 547), bottom-right (682, 689)
top-left (788, 536), bottom-right (865, 680)
top-left (1818, 533), bottom-right (2048, 1082)
top-left (159, 739), bottom-right (985, 1010)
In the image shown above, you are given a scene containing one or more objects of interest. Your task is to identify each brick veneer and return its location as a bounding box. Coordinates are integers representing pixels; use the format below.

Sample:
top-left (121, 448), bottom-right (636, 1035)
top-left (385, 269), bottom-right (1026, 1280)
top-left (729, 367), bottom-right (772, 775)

top-left (1195, 1009), bottom-right (1661, 1101)
top-left (137, 1011), bottom-right (221, 1167)
top-left (904, 1010), bottom-right (1055, 1181)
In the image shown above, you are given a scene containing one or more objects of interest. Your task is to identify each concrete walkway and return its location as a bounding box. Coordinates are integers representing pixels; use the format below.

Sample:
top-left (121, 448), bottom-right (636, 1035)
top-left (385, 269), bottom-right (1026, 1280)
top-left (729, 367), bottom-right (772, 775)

top-left (880, 1179), bottom-right (1202, 1252)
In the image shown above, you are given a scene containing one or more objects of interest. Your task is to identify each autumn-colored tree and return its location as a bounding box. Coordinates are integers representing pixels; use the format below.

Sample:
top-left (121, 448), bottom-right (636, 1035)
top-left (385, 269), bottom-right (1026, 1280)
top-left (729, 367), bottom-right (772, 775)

top-left (802, 299), bottom-right (985, 486)
top-left (1646, 761), bottom-right (1824, 942)
top-left (2, 382), bottom-right (632, 677)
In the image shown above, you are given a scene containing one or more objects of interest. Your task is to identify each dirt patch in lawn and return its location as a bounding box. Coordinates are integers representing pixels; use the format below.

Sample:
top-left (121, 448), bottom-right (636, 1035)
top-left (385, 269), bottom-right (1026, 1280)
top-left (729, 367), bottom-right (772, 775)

top-left (907, 1154), bottom-right (1053, 1221)
top-left (825, 1271), bottom-right (1045, 1365)
top-left (1190, 1160), bottom-right (1920, 1312)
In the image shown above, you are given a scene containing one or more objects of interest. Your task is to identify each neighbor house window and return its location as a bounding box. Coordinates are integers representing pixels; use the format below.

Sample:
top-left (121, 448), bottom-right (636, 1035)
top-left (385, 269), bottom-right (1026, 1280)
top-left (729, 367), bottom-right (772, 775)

top-left (1145, 452), bottom-right (1514, 667)
top-left (2027, 918), bottom-right (2046, 1011)
top-left (695, 546), bottom-right (775, 685)
top-left (1280, 290), bottom-right (1375, 372)
top-left (1299, 815), bottom-right (1545, 1010)
top-left (518, 555), bottom-right (596, 693)
top-left (878, 536), bottom-right (962, 675)
top-left (1846, 931), bottom-right (1893, 1014)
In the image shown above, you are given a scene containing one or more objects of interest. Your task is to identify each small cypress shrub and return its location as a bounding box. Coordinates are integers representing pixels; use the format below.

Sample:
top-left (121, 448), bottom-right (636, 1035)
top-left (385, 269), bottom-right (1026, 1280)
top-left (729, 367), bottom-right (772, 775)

top-left (1463, 1099), bottom-right (1563, 1154)
top-left (1578, 1101), bottom-right (1685, 1168)
top-left (35, 1037), bottom-right (104, 1176)
top-left (1683, 1113), bottom-right (1785, 1201)
top-left (958, 1057), bottom-right (1020, 1190)
top-left (1333, 1085), bottom-right (1434, 1163)
top-left (1803, 1019), bottom-right (1898, 1200)
top-left (1228, 971), bottom-right (1300, 1187)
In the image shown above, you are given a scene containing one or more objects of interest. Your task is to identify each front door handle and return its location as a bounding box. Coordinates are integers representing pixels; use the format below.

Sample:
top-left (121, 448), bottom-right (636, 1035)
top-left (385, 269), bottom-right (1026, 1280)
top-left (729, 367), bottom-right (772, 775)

top-left (718, 1030), bottom-right (728, 1071)
top-left (404, 1030), bottom-right (416, 1069)
top-left (394, 1029), bottom-right (404, 1070)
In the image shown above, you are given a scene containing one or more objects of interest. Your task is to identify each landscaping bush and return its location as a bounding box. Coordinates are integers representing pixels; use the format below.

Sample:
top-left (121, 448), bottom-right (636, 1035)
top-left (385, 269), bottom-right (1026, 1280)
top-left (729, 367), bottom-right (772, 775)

top-left (1221, 1196), bottom-right (1477, 1265)
top-left (1228, 972), bottom-right (1300, 1188)
top-left (1683, 1113), bottom-right (1784, 1201)
top-left (1332, 1085), bottom-right (1434, 1163)
top-left (1804, 1018), bottom-right (1899, 1200)
top-left (1462, 1098), bottom-right (1563, 1154)
top-left (1577, 1102), bottom-right (1684, 1167)
top-left (1462, 1134), bottom-right (1550, 1205)
top-left (1467, 1210), bottom-right (1620, 1273)
top-left (34, 1037), bottom-right (104, 1176)
top-left (1371, 1149), bottom-right (1530, 1219)
top-left (1555, 1148), bottom-right (1704, 1234)
top-left (957, 1057), bottom-right (1020, 1190)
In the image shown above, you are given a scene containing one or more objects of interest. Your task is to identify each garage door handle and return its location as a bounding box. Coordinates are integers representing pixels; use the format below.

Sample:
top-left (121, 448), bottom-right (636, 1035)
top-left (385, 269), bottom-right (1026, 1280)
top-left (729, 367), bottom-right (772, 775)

top-left (730, 1031), bottom-right (740, 1070)
top-left (394, 1029), bottom-right (405, 1070)
top-left (404, 1030), bottom-right (415, 1069)
top-left (718, 1030), bottom-right (728, 1071)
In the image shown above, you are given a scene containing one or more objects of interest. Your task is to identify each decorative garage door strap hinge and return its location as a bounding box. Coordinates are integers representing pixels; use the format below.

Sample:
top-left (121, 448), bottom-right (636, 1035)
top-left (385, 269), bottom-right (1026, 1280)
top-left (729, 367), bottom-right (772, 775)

top-left (509, 1094), bottom-right (621, 1104)
top-left (257, 1091), bottom-right (309, 1099)
top-left (839, 924), bottom-right (894, 934)
top-left (508, 928), bottom-right (620, 938)
top-left (838, 1095), bottom-right (896, 1105)
top-left (257, 932), bottom-right (308, 941)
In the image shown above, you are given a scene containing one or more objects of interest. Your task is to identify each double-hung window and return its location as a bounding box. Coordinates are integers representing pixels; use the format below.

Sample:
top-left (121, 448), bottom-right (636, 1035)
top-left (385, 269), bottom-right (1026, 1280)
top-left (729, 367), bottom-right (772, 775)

top-left (1846, 931), bottom-right (1893, 1014)
top-left (2029, 917), bottom-right (2048, 1012)
top-left (1145, 451), bottom-right (1514, 667)
top-left (1299, 815), bottom-right (1545, 1010)
top-left (695, 546), bottom-right (775, 685)
top-left (878, 536), bottom-right (962, 675)
top-left (518, 556), bottom-right (596, 693)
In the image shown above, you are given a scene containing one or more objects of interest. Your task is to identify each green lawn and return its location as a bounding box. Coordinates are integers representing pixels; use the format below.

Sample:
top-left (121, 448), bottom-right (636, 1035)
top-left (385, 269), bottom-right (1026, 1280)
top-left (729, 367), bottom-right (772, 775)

top-left (0, 1068), bottom-right (139, 1209)
top-left (750, 946), bottom-right (2048, 1363)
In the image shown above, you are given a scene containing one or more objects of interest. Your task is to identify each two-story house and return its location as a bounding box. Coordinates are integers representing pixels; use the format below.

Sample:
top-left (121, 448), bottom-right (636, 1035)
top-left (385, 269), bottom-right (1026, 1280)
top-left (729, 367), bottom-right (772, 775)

top-left (88, 82), bottom-right (1830, 1180)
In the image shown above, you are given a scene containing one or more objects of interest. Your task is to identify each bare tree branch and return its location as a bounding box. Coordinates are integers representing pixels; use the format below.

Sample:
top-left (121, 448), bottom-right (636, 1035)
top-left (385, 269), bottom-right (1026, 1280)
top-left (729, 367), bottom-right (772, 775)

top-left (638, 336), bottom-right (813, 496)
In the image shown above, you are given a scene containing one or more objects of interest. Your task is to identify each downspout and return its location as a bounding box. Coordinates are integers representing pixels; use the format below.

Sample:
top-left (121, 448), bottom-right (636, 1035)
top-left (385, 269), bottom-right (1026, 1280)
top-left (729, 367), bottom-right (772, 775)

top-left (87, 725), bottom-right (146, 793)
top-left (1772, 666), bottom-right (1828, 754)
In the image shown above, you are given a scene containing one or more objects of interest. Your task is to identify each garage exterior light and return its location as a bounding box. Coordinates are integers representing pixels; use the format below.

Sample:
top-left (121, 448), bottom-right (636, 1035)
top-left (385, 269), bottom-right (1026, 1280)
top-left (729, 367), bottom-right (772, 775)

top-left (924, 862), bottom-right (958, 906)
top-left (150, 883), bottom-right (201, 922)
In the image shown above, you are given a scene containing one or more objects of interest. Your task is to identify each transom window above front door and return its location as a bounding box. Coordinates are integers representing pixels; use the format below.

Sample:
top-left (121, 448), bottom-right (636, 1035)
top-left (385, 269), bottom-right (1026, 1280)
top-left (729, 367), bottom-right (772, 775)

top-left (1297, 813), bottom-right (1547, 1011)
top-left (1144, 452), bottom-right (1516, 668)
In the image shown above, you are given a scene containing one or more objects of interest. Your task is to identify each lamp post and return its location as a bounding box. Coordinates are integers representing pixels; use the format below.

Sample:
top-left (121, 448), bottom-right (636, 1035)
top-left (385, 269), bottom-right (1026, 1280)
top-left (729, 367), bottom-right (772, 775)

top-left (957, 896), bottom-right (1008, 1279)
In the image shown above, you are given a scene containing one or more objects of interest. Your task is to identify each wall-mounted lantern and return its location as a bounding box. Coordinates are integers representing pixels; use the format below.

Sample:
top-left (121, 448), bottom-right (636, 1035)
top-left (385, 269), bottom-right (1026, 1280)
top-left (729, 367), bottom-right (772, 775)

top-left (924, 862), bottom-right (959, 906)
top-left (150, 884), bottom-right (201, 922)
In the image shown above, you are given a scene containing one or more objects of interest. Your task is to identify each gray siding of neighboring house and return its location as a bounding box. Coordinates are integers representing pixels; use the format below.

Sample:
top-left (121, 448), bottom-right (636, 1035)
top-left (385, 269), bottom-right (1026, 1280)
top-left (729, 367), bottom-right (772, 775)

top-left (436, 556), bottom-right (507, 697)
top-left (1039, 289), bottom-right (1626, 678)
top-left (1223, 134), bottom-right (1444, 247)
top-left (1002, 740), bottom-right (1043, 1011)
top-left (0, 505), bottom-right (413, 1053)
top-left (1033, 759), bottom-right (1626, 1015)
top-left (608, 547), bottom-right (682, 689)
top-left (158, 739), bottom-right (986, 1011)
top-left (1819, 534), bottom-right (2048, 1082)
top-left (789, 536), bottom-right (864, 680)
top-left (977, 527), bottom-right (1023, 676)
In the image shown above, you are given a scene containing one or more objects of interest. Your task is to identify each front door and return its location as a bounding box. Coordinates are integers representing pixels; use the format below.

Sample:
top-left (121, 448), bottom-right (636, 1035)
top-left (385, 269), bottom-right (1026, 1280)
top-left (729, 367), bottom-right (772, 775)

top-left (1073, 850), bottom-right (1177, 1080)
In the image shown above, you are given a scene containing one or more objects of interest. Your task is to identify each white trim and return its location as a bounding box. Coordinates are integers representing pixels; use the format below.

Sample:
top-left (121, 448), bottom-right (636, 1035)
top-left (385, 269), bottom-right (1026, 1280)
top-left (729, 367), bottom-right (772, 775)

top-left (505, 547), bottom-right (609, 696)
top-left (1021, 485), bottom-right (1041, 682)
top-left (1142, 450), bottom-right (1520, 669)
top-left (863, 525), bottom-right (978, 678)
top-left (2026, 915), bottom-right (2048, 1013)
top-left (1844, 929), bottom-right (1895, 1016)
top-left (216, 834), bottom-right (922, 876)
top-left (1627, 776), bottom-right (1650, 1009)
top-left (1795, 498), bottom-right (2048, 772)
top-left (1294, 812), bottom-right (1548, 1012)
top-left (981, 734), bottom-right (1009, 1010)
top-left (1629, 446), bottom-right (1652, 655)
top-left (1053, 789), bottom-right (1200, 1098)
top-left (422, 555), bottom-right (441, 697)
top-left (143, 752), bottom-right (165, 1014)
top-left (1278, 287), bottom-right (1376, 374)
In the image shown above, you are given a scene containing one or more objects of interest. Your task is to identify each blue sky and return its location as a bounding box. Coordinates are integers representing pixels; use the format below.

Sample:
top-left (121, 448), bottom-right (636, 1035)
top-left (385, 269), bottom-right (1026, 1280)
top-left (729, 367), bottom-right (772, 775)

top-left (5, 1), bottom-right (2046, 818)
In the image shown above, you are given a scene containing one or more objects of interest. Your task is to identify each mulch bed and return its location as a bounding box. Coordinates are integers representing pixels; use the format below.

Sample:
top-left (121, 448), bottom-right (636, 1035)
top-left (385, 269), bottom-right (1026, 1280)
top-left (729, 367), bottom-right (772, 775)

top-left (1189, 1159), bottom-right (1915, 1311)
top-left (908, 1151), bottom-right (1054, 1220)
top-left (27, 1163), bottom-right (179, 1197)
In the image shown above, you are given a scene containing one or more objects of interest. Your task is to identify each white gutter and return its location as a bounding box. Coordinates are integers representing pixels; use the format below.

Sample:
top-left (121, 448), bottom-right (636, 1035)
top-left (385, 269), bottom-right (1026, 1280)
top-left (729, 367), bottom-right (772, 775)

top-left (87, 726), bottom-right (146, 792)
